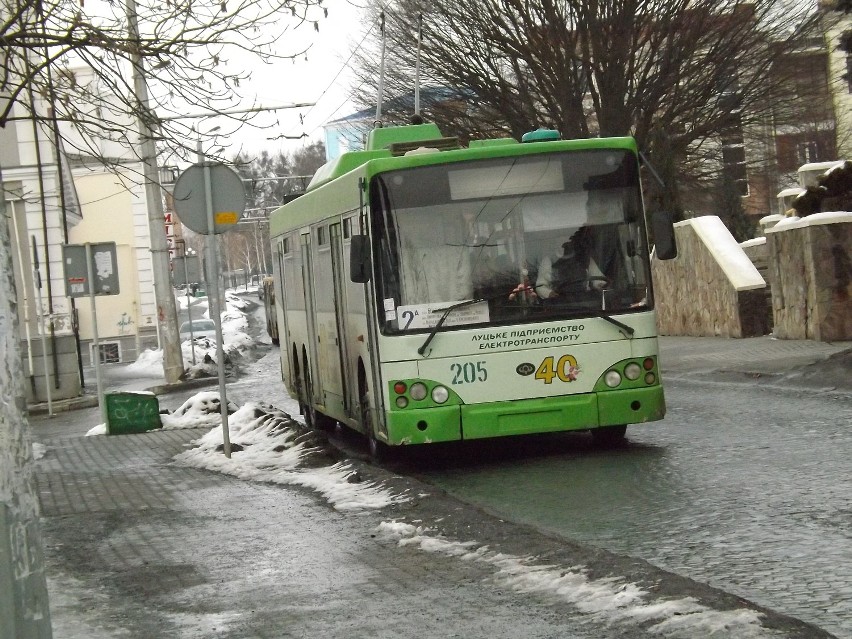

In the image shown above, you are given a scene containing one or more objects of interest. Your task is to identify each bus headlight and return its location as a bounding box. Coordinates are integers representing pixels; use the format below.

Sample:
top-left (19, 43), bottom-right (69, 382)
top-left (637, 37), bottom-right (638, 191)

top-left (624, 362), bottom-right (641, 380)
top-left (409, 382), bottom-right (428, 401)
top-left (604, 370), bottom-right (622, 388)
top-left (395, 396), bottom-right (409, 408)
top-left (431, 386), bottom-right (449, 404)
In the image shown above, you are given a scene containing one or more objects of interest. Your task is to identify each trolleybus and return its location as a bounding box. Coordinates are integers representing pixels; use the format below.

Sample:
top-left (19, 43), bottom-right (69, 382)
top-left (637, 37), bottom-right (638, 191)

top-left (268, 122), bottom-right (677, 458)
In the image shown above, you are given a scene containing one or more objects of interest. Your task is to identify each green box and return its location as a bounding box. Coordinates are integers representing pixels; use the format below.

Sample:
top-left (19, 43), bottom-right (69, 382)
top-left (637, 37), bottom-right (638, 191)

top-left (106, 392), bottom-right (162, 435)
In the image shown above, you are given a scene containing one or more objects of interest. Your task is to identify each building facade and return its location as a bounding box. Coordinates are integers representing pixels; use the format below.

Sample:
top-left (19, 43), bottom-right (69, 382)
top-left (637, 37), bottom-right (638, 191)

top-left (1, 66), bottom-right (169, 403)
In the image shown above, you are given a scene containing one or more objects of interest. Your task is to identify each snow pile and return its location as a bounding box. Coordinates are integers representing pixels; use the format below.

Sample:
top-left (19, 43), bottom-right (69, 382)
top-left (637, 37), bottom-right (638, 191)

top-left (377, 521), bottom-right (770, 638)
top-left (160, 391), bottom-right (240, 430)
top-left (171, 392), bottom-right (408, 512)
top-left (126, 348), bottom-right (165, 376)
top-left (130, 297), bottom-right (255, 379)
top-left (86, 424), bottom-right (107, 436)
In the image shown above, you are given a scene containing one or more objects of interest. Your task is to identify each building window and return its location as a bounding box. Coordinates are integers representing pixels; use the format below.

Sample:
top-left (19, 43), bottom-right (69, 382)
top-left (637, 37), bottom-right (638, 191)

top-left (720, 111), bottom-right (744, 146)
top-left (722, 145), bottom-right (749, 197)
top-left (846, 54), bottom-right (852, 93)
top-left (94, 342), bottom-right (120, 364)
top-left (797, 140), bottom-right (819, 165)
top-left (316, 225), bottom-right (327, 246)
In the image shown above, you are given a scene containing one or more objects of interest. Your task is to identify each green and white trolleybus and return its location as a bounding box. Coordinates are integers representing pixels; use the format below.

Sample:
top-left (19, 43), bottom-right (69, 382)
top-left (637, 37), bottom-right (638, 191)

top-left (269, 122), bottom-right (677, 457)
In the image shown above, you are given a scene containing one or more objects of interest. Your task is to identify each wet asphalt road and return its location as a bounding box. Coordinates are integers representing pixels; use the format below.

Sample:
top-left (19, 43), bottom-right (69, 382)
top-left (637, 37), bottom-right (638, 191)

top-left (405, 376), bottom-right (852, 638)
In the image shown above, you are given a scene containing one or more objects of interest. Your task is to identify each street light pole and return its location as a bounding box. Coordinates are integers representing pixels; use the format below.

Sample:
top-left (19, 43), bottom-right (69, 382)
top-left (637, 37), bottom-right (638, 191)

top-left (125, 0), bottom-right (183, 383)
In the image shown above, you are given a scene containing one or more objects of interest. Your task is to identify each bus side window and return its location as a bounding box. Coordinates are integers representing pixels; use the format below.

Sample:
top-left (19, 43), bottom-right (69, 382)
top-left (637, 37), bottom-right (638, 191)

top-left (350, 235), bottom-right (371, 283)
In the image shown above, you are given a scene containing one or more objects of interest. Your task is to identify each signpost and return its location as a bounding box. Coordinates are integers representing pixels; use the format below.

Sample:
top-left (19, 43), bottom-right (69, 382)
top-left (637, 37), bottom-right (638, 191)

top-left (172, 160), bottom-right (245, 457)
top-left (62, 242), bottom-right (119, 427)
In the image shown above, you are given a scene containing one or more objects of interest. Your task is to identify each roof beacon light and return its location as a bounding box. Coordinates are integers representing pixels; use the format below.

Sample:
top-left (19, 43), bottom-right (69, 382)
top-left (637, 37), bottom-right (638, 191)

top-left (521, 128), bottom-right (561, 143)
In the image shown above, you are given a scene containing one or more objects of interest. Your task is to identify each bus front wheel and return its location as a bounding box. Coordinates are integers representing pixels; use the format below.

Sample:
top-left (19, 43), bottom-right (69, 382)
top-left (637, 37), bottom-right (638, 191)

top-left (591, 424), bottom-right (627, 446)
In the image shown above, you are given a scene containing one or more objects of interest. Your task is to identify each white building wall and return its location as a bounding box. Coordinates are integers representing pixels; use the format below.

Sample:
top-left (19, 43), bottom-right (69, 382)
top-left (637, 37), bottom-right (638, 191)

top-left (69, 165), bottom-right (161, 363)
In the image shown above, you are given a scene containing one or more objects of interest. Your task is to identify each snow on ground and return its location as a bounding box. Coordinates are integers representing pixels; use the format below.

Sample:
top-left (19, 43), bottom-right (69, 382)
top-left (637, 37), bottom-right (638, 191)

top-left (376, 521), bottom-right (771, 637)
top-left (167, 392), bottom-right (408, 512)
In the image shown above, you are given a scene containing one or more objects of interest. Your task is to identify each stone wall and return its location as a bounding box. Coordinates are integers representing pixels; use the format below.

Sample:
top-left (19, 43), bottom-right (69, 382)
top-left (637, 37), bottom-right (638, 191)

top-left (765, 213), bottom-right (852, 341)
top-left (652, 216), bottom-right (769, 337)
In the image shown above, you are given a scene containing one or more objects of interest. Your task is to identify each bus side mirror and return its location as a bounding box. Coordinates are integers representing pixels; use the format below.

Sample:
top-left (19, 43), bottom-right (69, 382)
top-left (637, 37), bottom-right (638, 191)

top-left (651, 211), bottom-right (677, 260)
top-left (350, 235), bottom-right (372, 283)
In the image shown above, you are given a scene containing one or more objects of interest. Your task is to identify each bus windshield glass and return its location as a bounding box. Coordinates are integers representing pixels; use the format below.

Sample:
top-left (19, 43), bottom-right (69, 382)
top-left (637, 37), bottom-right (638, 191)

top-left (371, 149), bottom-right (652, 334)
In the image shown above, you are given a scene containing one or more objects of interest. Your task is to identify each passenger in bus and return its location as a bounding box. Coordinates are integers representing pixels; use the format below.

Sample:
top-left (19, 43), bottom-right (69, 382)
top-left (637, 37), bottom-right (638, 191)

top-left (534, 226), bottom-right (607, 299)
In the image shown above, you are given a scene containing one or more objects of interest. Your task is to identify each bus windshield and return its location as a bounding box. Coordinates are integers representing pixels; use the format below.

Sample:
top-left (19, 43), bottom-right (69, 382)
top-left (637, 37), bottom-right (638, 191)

top-left (371, 149), bottom-right (653, 334)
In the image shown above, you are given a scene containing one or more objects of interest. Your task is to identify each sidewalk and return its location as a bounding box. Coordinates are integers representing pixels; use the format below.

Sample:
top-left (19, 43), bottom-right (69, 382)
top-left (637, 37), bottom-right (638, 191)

top-left (658, 334), bottom-right (852, 392)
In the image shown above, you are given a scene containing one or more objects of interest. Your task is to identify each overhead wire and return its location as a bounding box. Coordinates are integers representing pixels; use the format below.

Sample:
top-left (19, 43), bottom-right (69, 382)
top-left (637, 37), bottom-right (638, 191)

top-left (277, 17), bottom-right (377, 142)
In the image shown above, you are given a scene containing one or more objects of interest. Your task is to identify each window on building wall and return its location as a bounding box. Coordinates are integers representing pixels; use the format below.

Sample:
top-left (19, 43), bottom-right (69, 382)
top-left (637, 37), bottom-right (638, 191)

top-left (847, 53), bottom-right (852, 93)
top-left (722, 145), bottom-right (749, 197)
top-left (723, 163), bottom-right (749, 197)
top-left (721, 112), bottom-right (744, 146)
top-left (797, 140), bottom-right (820, 165)
top-left (95, 342), bottom-right (120, 364)
top-left (842, 31), bottom-right (852, 93)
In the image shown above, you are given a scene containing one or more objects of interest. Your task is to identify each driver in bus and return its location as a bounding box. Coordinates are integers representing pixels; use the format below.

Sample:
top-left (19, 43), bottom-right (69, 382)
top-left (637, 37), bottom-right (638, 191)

top-left (534, 226), bottom-right (607, 300)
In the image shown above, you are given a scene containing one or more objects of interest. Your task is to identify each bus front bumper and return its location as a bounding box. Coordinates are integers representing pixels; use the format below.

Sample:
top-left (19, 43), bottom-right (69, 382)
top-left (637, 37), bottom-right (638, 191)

top-left (384, 385), bottom-right (665, 444)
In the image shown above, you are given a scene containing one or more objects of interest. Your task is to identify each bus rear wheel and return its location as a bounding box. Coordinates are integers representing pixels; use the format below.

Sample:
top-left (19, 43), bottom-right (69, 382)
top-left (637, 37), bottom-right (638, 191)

top-left (591, 424), bottom-right (627, 446)
top-left (302, 367), bottom-right (335, 431)
top-left (360, 384), bottom-right (392, 463)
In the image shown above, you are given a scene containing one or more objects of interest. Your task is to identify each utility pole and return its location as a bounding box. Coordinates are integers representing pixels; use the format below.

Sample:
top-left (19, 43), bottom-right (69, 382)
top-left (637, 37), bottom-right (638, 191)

top-left (125, 0), bottom-right (183, 383)
top-left (1, 171), bottom-right (53, 638)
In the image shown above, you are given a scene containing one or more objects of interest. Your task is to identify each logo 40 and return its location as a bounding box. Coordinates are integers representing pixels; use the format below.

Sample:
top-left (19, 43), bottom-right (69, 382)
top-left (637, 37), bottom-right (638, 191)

top-left (535, 355), bottom-right (580, 384)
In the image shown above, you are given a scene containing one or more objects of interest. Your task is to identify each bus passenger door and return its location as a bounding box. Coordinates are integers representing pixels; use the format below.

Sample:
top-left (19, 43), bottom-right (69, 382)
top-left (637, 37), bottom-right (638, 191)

top-left (274, 238), bottom-right (293, 386)
top-left (311, 223), bottom-right (347, 413)
top-left (329, 222), bottom-right (350, 414)
top-left (300, 231), bottom-right (320, 405)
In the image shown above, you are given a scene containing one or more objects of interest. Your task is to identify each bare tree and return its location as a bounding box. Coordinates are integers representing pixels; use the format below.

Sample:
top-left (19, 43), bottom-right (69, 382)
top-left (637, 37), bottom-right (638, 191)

top-left (1, 0), bottom-right (331, 165)
top-left (228, 141), bottom-right (326, 275)
top-left (350, 0), bottom-right (819, 218)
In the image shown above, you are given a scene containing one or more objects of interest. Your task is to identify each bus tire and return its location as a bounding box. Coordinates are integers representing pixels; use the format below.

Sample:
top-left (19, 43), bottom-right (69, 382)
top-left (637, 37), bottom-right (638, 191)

top-left (312, 407), bottom-right (336, 432)
top-left (359, 372), bottom-right (392, 463)
top-left (591, 424), bottom-right (628, 446)
top-left (301, 358), bottom-right (335, 431)
top-left (366, 421), bottom-right (393, 463)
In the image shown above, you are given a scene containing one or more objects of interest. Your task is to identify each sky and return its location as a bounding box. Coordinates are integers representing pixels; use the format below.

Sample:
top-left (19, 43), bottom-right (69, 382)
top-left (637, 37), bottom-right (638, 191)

top-left (75, 0), bottom-right (373, 164)
top-left (212, 0), bottom-right (373, 159)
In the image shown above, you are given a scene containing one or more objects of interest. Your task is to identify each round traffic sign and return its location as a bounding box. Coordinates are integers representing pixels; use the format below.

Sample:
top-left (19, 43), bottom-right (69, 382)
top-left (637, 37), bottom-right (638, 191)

top-left (172, 163), bottom-right (246, 235)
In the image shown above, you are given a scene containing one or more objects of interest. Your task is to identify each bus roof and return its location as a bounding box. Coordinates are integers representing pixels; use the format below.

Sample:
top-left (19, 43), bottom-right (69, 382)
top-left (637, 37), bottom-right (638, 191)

top-left (270, 124), bottom-right (639, 235)
top-left (305, 123), bottom-right (637, 192)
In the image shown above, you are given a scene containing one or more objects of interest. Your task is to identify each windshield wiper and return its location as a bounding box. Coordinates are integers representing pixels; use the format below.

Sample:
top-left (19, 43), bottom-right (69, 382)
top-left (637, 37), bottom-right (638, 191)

top-left (596, 312), bottom-right (635, 339)
top-left (539, 306), bottom-right (635, 339)
top-left (417, 296), bottom-right (495, 356)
